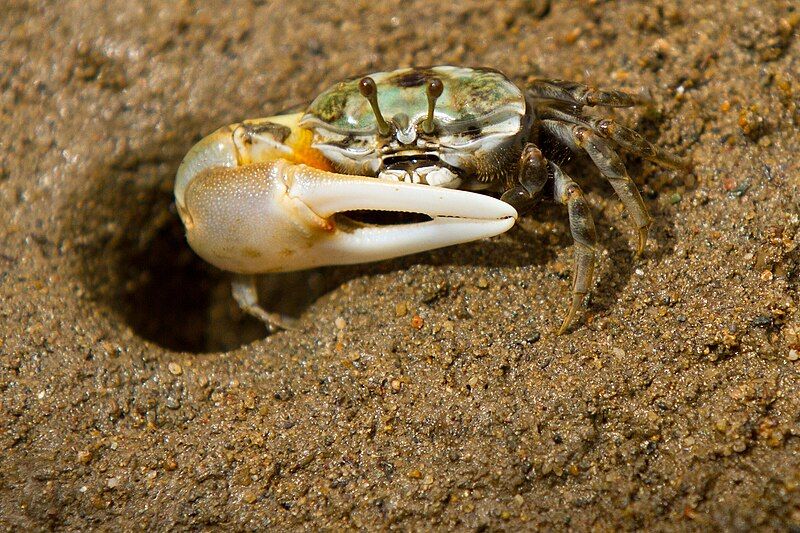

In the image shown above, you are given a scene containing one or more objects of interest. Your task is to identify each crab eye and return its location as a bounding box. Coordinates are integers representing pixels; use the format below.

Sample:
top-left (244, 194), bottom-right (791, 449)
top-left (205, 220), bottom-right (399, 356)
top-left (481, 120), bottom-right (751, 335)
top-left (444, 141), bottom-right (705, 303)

top-left (421, 77), bottom-right (444, 134)
top-left (358, 76), bottom-right (391, 136)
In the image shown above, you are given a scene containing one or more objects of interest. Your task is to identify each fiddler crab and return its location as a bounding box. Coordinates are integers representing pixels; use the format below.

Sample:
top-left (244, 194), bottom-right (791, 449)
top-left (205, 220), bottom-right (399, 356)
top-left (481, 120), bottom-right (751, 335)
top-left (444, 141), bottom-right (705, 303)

top-left (175, 66), bottom-right (684, 335)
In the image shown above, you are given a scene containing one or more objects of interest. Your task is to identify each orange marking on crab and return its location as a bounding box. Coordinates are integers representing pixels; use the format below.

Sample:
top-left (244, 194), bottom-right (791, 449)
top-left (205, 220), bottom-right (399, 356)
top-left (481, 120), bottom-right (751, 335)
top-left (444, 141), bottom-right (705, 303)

top-left (286, 127), bottom-right (334, 171)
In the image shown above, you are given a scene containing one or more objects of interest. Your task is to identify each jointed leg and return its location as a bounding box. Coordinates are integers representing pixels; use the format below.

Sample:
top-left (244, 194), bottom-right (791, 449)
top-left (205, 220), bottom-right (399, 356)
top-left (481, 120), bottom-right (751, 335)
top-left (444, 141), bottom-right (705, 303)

top-left (550, 163), bottom-right (597, 334)
top-left (500, 144), bottom-right (597, 334)
top-left (527, 79), bottom-right (645, 108)
top-left (523, 78), bottom-right (686, 333)
top-left (231, 274), bottom-right (297, 333)
top-left (541, 120), bottom-right (652, 255)
top-left (589, 118), bottom-right (688, 170)
top-left (534, 108), bottom-right (686, 170)
top-left (531, 81), bottom-right (687, 170)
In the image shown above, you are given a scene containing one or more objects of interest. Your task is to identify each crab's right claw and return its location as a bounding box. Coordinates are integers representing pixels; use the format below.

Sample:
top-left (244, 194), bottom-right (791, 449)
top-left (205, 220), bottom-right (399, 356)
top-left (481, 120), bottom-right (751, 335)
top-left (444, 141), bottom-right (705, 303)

top-left (175, 158), bottom-right (517, 276)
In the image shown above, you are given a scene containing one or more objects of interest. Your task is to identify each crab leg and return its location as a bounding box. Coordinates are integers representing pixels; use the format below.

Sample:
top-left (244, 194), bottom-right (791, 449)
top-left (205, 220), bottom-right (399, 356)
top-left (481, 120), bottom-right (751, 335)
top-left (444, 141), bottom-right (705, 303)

top-left (535, 106), bottom-right (687, 170)
top-left (528, 79), bottom-right (645, 108)
top-left (550, 162), bottom-right (597, 334)
top-left (540, 120), bottom-right (651, 254)
top-left (499, 145), bottom-right (597, 334)
top-left (231, 274), bottom-right (298, 333)
top-left (500, 144), bottom-right (549, 213)
top-left (589, 118), bottom-right (688, 169)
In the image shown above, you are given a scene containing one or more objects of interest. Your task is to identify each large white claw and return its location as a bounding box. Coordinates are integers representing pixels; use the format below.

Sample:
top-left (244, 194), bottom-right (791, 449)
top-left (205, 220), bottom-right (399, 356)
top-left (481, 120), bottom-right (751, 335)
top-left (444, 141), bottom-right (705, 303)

top-left (177, 158), bottom-right (517, 274)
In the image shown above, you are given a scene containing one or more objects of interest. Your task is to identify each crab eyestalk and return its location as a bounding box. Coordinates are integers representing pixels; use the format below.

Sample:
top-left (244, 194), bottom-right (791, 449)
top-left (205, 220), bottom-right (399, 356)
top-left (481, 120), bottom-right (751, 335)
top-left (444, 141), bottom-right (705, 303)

top-left (422, 77), bottom-right (443, 134)
top-left (358, 76), bottom-right (391, 136)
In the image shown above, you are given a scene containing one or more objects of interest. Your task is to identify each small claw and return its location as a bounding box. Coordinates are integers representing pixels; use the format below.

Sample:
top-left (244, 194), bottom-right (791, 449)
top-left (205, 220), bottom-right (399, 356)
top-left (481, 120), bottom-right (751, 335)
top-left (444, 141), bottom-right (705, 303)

top-left (231, 275), bottom-right (298, 332)
top-left (558, 292), bottom-right (584, 335)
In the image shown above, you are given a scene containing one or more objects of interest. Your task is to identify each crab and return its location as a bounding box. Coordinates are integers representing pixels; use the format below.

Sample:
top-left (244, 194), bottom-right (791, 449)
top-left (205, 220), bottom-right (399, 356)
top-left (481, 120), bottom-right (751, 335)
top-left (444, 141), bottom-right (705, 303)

top-left (174, 66), bottom-right (684, 335)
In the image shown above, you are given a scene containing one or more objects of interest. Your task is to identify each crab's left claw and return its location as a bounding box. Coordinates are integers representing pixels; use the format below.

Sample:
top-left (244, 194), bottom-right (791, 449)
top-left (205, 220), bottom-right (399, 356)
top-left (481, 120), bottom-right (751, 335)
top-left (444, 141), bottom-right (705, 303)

top-left (176, 158), bottom-right (517, 275)
top-left (175, 126), bottom-right (517, 329)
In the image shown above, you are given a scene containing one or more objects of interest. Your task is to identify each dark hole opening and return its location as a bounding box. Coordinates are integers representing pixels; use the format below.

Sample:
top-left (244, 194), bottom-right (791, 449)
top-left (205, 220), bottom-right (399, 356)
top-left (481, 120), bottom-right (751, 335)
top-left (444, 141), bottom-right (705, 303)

top-left (76, 184), bottom-right (336, 353)
top-left (120, 216), bottom-right (223, 352)
top-left (72, 130), bottom-right (351, 354)
top-left (114, 212), bottom-right (334, 353)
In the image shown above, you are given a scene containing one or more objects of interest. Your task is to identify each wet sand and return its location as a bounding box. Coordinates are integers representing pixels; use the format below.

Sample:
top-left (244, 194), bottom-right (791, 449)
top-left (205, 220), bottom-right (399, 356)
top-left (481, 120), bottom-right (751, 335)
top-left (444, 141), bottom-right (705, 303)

top-left (1, 0), bottom-right (799, 529)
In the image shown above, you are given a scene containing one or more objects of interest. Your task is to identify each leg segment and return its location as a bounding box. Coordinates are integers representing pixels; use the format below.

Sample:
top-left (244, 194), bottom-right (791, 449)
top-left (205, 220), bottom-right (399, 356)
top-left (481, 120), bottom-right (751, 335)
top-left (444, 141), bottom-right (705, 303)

top-left (535, 107), bottom-right (687, 170)
top-left (231, 274), bottom-right (297, 333)
top-left (550, 163), bottom-right (597, 335)
top-left (590, 118), bottom-right (688, 170)
top-left (527, 79), bottom-right (644, 108)
top-left (541, 120), bottom-right (651, 255)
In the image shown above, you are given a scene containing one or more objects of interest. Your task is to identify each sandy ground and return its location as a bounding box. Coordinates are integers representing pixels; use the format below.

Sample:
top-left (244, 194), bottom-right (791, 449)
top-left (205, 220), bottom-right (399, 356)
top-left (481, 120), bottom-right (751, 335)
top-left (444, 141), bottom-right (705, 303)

top-left (1, 0), bottom-right (799, 530)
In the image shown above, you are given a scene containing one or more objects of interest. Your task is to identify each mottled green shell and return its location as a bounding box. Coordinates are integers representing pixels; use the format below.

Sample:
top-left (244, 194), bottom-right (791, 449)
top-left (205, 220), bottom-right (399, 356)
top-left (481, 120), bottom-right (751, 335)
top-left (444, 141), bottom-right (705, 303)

top-left (301, 66), bottom-right (525, 133)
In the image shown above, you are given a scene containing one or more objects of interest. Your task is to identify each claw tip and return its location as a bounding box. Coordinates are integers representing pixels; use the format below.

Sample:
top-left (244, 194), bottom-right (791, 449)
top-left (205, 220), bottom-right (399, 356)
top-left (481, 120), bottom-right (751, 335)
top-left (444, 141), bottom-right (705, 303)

top-left (558, 293), bottom-right (584, 335)
top-left (636, 227), bottom-right (649, 256)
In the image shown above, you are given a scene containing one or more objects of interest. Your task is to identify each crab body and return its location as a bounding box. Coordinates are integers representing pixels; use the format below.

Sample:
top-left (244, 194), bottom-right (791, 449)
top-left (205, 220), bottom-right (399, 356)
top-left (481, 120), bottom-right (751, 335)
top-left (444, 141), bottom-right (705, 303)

top-left (175, 66), bottom-right (684, 333)
top-left (303, 66), bottom-right (530, 190)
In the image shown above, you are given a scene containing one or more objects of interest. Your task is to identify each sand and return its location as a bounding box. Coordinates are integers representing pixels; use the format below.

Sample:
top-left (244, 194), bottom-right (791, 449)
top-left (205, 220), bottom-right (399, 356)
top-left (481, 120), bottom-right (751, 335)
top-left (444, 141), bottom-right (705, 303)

top-left (1, 0), bottom-right (799, 529)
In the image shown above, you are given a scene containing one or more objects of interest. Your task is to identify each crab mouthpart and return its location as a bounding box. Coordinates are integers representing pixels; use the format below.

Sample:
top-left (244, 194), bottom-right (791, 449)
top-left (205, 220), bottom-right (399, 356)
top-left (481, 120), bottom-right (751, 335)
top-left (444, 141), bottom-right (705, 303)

top-left (379, 152), bottom-right (463, 187)
top-left (382, 152), bottom-right (442, 169)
